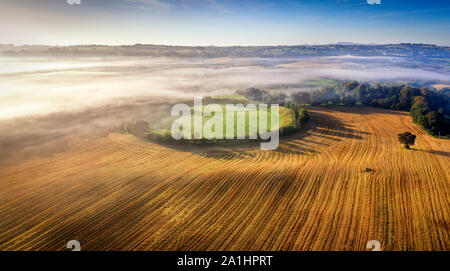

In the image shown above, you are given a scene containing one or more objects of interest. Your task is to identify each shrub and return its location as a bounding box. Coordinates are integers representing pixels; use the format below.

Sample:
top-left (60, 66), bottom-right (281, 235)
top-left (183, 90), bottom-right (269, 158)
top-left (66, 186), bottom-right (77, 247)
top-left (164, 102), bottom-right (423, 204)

top-left (398, 132), bottom-right (416, 149)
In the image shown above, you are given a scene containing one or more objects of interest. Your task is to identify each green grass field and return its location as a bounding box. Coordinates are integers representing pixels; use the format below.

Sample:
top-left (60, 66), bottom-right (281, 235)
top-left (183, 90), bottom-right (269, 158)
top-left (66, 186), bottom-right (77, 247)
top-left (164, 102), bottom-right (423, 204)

top-left (164, 104), bottom-right (294, 139)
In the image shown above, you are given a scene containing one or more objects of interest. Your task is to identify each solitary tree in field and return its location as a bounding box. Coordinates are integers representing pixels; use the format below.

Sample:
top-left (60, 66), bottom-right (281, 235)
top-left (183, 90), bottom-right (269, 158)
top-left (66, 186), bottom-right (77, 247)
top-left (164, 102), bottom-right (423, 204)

top-left (398, 132), bottom-right (416, 149)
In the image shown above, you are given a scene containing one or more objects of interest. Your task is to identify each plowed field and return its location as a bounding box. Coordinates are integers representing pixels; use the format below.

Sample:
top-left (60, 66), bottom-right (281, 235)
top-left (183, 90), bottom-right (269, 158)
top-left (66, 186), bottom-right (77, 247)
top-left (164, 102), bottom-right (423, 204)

top-left (0, 107), bottom-right (448, 251)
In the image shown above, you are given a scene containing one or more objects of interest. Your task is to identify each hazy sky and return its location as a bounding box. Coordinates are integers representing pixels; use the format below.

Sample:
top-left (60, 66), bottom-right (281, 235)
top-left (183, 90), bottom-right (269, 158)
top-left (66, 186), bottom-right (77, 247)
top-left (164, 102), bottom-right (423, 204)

top-left (1, 0), bottom-right (449, 46)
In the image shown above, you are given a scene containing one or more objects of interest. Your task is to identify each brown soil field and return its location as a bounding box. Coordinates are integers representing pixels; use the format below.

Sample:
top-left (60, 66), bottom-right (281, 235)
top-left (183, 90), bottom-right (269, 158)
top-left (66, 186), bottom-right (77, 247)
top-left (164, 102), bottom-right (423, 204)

top-left (0, 106), bottom-right (448, 251)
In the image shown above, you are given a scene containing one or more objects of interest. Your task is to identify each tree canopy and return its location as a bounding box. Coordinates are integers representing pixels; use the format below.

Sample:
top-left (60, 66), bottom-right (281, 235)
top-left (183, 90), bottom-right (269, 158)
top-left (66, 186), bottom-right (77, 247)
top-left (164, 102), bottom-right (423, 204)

top-left (398, 132), bottom-right (416, 149)
top-left (302, 81), bottom-right (449, 137)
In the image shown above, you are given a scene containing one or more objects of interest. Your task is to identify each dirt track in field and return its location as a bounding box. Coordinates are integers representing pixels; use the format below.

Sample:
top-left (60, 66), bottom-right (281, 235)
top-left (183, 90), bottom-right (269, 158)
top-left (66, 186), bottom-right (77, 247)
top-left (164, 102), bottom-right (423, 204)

top-left (0, 106), bottom-right (448, 251)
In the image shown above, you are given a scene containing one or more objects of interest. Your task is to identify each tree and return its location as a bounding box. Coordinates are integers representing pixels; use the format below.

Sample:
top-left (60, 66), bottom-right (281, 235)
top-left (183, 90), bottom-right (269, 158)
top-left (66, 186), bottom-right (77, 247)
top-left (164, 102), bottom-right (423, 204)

top-left (340, 94), bottom-right (357, 106)
top-left (343, 80), bottom-right (359, 91)
top-left (410, 96), bottom-right (430, 128)
top-left (263, 92), bottom-right (286, 105)
top-left (425, 111), bottom-right (445, 135)
top-left (292, 92), bottom-right (311, 105)
top-left (312, 87), bottom-right (339, 104)
top-left (398, 132), bottom-right (416, 149)
top-left (240, 88), bottom-right (266, 101)
top-left (396, 86), bottom-right (421, 111)
top-left (353, 83), bottom-right (368, 103)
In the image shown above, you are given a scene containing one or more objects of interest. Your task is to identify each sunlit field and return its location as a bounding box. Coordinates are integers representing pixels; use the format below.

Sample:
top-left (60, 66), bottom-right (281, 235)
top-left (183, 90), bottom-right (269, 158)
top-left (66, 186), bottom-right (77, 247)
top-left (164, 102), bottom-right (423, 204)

top-left (0, 106), bottom-right (448, 250)
top-left (0, 49), bottom-right (449, 251)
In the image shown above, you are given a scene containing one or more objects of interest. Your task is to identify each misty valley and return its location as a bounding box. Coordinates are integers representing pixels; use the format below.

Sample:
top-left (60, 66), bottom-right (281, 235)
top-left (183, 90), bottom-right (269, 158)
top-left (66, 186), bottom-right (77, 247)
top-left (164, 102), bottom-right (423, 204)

top-left (0, 44), bottom-right (449, 252)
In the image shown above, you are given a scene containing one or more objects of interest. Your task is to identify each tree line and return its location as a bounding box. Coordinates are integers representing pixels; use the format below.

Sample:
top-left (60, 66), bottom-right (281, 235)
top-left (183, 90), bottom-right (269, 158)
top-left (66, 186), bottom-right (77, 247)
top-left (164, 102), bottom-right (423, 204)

top-left (289, 82), bottom-right (449, 137)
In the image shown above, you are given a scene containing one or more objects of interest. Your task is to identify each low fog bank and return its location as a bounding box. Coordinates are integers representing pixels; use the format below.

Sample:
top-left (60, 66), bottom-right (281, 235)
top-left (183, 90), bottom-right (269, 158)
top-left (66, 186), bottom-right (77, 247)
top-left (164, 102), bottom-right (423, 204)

top-left (0, 55), bottom-right (448, 165)
top-left (1, 55), bottom-right (449, 120)
top-left (0, 97), bottom-right (173, 165)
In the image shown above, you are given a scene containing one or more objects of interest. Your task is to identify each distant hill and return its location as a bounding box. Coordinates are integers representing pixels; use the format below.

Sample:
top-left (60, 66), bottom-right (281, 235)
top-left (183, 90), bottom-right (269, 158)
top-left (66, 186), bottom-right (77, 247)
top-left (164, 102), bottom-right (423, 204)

top-left (335, 42), bottom-right (380, 46)
top-left (1, 43), bottom-right (449, 59)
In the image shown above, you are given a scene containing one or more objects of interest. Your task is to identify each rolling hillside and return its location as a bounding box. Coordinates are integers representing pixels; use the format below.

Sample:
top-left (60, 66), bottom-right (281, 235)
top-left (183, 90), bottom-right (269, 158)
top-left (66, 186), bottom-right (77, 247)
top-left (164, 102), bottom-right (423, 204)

top-left (0, 107), bottom-right (448, 251)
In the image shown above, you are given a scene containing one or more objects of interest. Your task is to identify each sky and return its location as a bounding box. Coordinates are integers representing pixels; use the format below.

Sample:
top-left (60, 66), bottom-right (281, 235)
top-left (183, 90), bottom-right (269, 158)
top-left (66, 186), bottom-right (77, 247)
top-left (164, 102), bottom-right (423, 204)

top-left (1, 0), bottom-right (449, 46)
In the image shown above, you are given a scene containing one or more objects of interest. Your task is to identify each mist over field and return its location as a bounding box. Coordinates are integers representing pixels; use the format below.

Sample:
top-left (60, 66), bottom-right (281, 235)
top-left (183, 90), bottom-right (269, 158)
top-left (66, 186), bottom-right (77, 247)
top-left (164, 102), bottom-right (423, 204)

top-left (1, 55), bottom-right (449, 120)
top-left (0, 54), bottom-right (448, 165)
top-left (1, 0), bottom-right (450, 253)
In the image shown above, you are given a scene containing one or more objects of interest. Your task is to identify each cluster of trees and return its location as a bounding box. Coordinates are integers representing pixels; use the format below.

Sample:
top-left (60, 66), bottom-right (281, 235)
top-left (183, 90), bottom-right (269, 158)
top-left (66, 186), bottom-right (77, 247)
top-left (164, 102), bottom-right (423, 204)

top-left (148, 103), bottom-right (310, 146)
top-left (409, 95), bottom-right (448, 136)
top-left (238, 88), bottom-right (287, 105)
top-left (291, 82), bottom-right (449, 137)
top-left (287, 102), bottom-right (310, 129)
top-left (276, 103), bottom-right (310, 137)
top-left (148, 130), bottom-right (234, 146)
top-left (238, 88), bottom-right (309, 136)
top-left (398, 132), bottom-right (417, 149)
